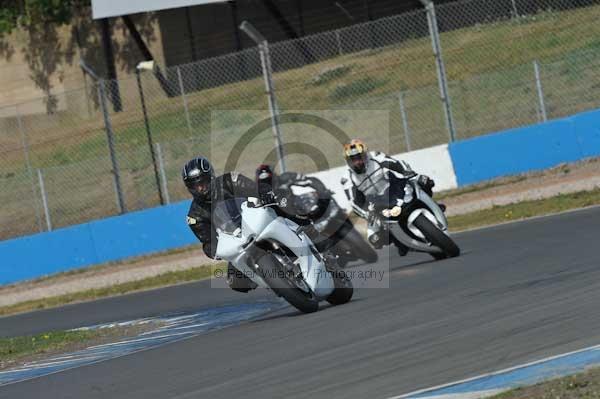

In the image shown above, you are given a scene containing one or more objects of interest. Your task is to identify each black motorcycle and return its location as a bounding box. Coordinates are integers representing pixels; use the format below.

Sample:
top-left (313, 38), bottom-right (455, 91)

top-left (289, 188), bottom-right (378, 267)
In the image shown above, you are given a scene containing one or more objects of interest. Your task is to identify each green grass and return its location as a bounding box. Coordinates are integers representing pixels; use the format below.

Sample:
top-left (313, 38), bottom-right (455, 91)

top-left (0, 329), bottom-right (103, 364)
top-left (448, 188), bottom-right (600, 232)
top-left (4, 4), bottom-right (600, 239)
top-left (329, 77), bottom-right (387, 102)
top-left (0, 263), bottom-right (226, 317)
top-left (491, 366), bottom-right (600, 398)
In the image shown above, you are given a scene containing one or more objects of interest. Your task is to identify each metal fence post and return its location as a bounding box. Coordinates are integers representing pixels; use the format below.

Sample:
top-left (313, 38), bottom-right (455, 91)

top-left (37, 169), bottom-right (52, 231)
top-left (98, 80), bottom-right (127, 214)
top-left (398, 92), bottom-right (412, 152)
top-left (260, 42), bottom-right (287, 173)
top-left (154, 142), bottom-right (171, 205)
top-left (16, 105), bottom-right (43, 232)
top-left (177, 66), bottom-right (194, 139)
top-left (511, 0), bottom-right (519, 17)
top-left (335, 30), bottom-right (343, 56)
top-left (534, 60), bottom-right (548, 122)
top-left (240, 21), bottom-right (287, 173)
top-left (136, 70), bottom-right (166, 206)
top-left (421, 0), bottom-right (457, 142)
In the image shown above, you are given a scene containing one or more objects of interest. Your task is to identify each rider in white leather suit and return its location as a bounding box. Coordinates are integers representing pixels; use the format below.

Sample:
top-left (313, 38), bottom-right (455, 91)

top-left (342, 139), bottom-right (436, 255)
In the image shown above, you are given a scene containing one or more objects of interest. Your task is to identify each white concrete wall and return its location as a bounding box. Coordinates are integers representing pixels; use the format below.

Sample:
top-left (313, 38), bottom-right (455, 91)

top-left (309, 144), bottom-right (458, 210)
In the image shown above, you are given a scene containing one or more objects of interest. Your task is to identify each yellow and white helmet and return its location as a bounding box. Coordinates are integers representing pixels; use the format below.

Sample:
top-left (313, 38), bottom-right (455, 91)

top-left (343, 139), bottom-right (368, 174)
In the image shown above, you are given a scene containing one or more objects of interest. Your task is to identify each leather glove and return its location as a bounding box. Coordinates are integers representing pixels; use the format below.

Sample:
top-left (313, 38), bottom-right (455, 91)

top-left (260, 190), bottom-right (277, 205)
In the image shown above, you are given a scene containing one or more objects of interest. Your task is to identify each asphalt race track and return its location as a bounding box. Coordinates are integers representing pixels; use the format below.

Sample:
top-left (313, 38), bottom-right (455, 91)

top-left (2, 207), bottom-right (600, 399)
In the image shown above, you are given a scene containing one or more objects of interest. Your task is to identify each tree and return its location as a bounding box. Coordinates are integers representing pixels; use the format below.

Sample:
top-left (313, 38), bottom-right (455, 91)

top-left (0, 0), bottom-right (89, 35)
top-left (0, 0), bottom-right (157, 113)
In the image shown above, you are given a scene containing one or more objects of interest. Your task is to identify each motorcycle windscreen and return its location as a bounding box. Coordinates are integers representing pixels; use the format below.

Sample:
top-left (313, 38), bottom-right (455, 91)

top-left (293, 191), bottom-right (319, 216)
top-left (367, 174), bottom-right (407, 211)
top-left (212, 198), bottom-right (246, 234)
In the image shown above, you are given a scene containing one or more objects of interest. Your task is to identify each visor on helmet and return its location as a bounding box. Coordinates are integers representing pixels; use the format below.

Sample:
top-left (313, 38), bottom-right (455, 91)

top-left (344, 143), bottom-right (367, 174)
top-left (184, 168), bottom-right (212, 197)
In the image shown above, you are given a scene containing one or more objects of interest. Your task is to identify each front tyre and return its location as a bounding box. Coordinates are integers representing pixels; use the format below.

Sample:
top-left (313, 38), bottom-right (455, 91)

top-left (257, 253), bottom-right (319, 313)
top-left (412, 214), bottom-right (460, 259)
top-left (326, 261), bottom-right (354, 306)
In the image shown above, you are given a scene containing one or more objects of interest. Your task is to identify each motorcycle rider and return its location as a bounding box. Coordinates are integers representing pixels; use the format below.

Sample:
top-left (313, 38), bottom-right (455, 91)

top-left (255, 164), bottom-right (331, 220)
top-left (182, 156), bottom-right (259, 293)
top-left (342, 139), bottom-right (437, 256)
top-left (255, 164), bottom-right (337, 251)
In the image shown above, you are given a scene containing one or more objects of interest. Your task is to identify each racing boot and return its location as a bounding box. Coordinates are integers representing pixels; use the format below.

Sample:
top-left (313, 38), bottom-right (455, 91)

top-left (391, 237), bottom-right (409, 257)
top-left (395, 242), bottom-right (410, 257)
top-left (227, 263), bottom-right (258, 293)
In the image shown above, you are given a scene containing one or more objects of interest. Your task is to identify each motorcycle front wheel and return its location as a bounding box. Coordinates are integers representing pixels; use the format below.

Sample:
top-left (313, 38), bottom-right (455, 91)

top-left (326, 261), bottom-right (354, 306)
top-left (257, 252), bottom-right (319, 313)
top-left (412, 214), bottom-right (460, 259)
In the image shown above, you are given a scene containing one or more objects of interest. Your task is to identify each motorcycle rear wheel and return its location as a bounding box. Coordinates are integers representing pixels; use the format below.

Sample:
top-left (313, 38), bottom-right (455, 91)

top-left (337, 221), bottom-right (379, 264)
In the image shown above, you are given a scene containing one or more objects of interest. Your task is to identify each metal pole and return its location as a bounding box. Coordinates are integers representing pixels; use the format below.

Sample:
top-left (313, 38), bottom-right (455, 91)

top-left (335, 30), bottom-right (343, 56)
top-left (259, 41), bottom-right (287, 173)
top-left (98, 80), bottom-right (127, 214)
top-left (534, 60), bottom-right (547, 122)
top-left (421, 0), bottom-right (457, 142)
top-left (99, 18), bottom-right (122, 112)
top-left (511, 0), bottom-right (519, 18)
top-left (240, 22), bottom-right (286, 172)
top-left (136, 70), bottom-right (166, 205)
top-left (16, 106), bottom-right (43, 232)
top-left (37, 169), bottom-right (52, 231)
top-left (364, 0), bottom-right (375, 50)
top-left (82, 69), bottom-right (93, 118)
top-left (111, 177), bottom-right (122, 216)
top-left (177, 66), bottom-right (194, 139)
top-left (398, 92), bottom-right (412, 152)
top-left (154, 142), bottom-right (171, 205)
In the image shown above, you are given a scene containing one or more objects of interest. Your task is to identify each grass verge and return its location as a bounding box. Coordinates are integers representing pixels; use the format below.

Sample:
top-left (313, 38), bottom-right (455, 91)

top-left (447, 188), bottom-right (600, 232)
top-left (0, 329), bottom-right (102, 364)
top-left (0, 263), bottom-right (226, 317)
top-left (492, 366), bottom-right (600, 398)
top-left (0, 324), bottom-right (158, 370)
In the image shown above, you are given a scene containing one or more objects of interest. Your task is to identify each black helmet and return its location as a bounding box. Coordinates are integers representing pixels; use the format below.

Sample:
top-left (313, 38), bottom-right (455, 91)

top-left (182, 156), bottom-right (214, 200)
top-left (255, 164), bottom-right (276, 197)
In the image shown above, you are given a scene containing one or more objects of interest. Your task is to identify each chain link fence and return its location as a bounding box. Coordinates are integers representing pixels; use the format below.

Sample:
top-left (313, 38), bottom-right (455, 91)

top-left (1, 0), bottom-right (600, 241)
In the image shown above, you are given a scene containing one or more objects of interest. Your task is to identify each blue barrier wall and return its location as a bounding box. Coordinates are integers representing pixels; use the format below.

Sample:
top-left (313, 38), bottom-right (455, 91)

top-left (449, 109), bottom-right (600, 186)
top-left (0, 200), bottom-right (198, 285)
top-left (3, 108), bottom-right (600, 285)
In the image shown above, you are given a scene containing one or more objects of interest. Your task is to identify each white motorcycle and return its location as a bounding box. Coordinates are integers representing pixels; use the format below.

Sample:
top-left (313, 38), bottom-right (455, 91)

top-left (213, 198), bottom-right (353, 313)
top-left (365, 175), bottom-right (460, 260)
